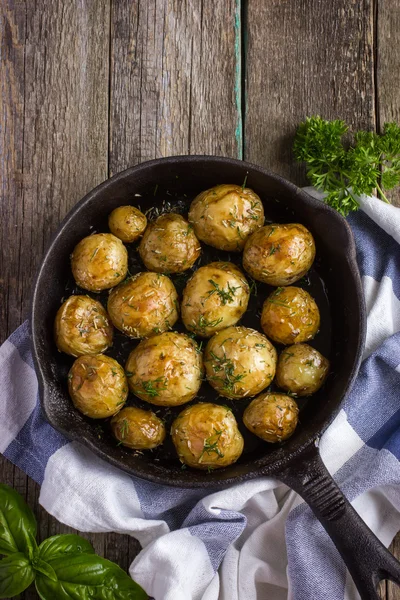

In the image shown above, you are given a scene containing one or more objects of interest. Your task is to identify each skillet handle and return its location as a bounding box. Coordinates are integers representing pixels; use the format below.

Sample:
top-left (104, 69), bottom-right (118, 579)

top-left (278, 442), bottom-right (400, 599)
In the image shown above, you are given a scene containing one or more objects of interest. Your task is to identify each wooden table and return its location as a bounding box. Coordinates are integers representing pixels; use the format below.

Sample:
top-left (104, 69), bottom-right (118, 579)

top-left (1, 1), bottom-right (400, 598)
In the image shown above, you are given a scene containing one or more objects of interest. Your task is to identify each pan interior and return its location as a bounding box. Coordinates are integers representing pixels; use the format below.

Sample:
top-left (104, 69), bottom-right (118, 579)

top-left (32, 157), bottom-right (364, 487)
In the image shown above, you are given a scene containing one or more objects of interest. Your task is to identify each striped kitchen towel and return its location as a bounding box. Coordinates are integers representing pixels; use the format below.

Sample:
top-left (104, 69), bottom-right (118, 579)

top-left (0, 190), bottom-right (399, 600)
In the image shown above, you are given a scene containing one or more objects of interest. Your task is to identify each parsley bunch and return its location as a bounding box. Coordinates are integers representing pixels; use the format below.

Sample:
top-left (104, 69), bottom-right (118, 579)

top-left (293, 116), bottom-right (400, 216)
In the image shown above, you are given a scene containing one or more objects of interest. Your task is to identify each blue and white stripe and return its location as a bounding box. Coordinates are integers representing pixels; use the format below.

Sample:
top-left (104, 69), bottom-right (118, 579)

top-left (1, 190), bottom-right (399, 600)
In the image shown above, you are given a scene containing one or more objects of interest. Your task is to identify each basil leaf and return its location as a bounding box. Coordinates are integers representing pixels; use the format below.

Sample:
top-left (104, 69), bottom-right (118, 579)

top-left (32, 557), bottom-right (58, 582)
top-left (0, 552), bottom-right (35, 598)
top-left (0, 484), bottom-right (37, 556)
top-left (39, 534), bottom-right (94, 561)
top-left (35, 553), bottom-right (148, 600)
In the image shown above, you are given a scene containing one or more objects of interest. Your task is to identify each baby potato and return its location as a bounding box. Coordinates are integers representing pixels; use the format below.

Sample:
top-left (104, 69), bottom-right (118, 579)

top-left (68, 354), bottom-right (127, 419)
top-left (182, 262), bottom-right (250, 337)
top-left (107, 272), bottom-right (179, 338)
top-left (243, 223), bottom-right (315, 285)
top-left (111, 406), bottom-right (166, 450)
top-left (204, 326), bottom-right (277, 399)
top-left (108, 205), bottom-right (147, 243)
top-left (188, 184), bottom-right (264, 251)
top-left (171, 403), bottom-right (244, 469)
top-left (139, 213), bottom-right (201, 273)
top-left (71, 233), bottom-right (128, 292)
top-left (276, 343), bottom-right (330, 396)
top-left (261, 286), bottom-right (320, 345)
top-left (243, 393), bottom-right (299, 443)
top-left (54, 295), bottom-right (113, 357)
top-left (125, 332), bottom-right (203, 406)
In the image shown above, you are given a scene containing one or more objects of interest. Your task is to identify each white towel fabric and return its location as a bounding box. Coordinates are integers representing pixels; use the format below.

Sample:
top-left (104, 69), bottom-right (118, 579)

top-left (1, 189), bottom-right (400, 600)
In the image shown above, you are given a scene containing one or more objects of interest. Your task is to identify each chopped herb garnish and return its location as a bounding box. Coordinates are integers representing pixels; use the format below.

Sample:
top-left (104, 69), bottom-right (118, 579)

top-left (206, 279), bottom-right (240, 305)
top-left (242, 174), bottom-right (248, 190)
top-left (120, 418), bottom-right (129, 439)
top-left (141, 377), bottom-right (168, 397)
top-left (200, 429), bottom-right (224, 460)
top-left (209, 351), bottom-right (245, 394)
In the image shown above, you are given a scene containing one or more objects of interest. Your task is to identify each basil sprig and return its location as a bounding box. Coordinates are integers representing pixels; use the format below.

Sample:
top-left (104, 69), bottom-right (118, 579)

top-left (0, 484), bottom-right (147, 599)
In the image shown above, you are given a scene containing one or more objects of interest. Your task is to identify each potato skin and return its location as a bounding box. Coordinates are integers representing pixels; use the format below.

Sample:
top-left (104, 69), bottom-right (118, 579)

top-left (108, 206), bottom-right (147, 243)
top-left (139, 213), bottom-right (201, 273)
top-left (71, 233), bottom-right (128, 292)
top-left (243, 223), bottom-right (315, 285)
top-left (68, 354), bottom-right (128, 419)
top-left (261, 286), bottom-right (320, 345)
top-left (54, 295), bottom-right (113, 357)
top-left (276, 343), bottom-right (330, 396)
top-left (125, 332), bottom-right (203, 406)
top-left (182, 262), bottom-right (250, 337)
top-left (188, 184), bottom-right (264, 251)
top-left (111, 406), bottom-right (166, 450)
top-left (107, 272), bottom-right (179, 338)
top-left (243, 393), bottom-right (299, 443)
top-left (171, 403), bottom-right (244, 469)
top-left (204, 326), bottom-right (277, 399)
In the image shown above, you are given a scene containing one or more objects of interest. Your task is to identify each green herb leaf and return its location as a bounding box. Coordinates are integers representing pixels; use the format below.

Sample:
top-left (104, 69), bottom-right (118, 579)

top-left (0, 484), bottom-right (37, 557)
top-left (293, 116), bottom-right (400, 215)
top-left (38, 534), bottom-right (95, 562)
top-left (35, 553), bottom-right (148, 600)
top-left (0, 553), bottom-right (35, 599)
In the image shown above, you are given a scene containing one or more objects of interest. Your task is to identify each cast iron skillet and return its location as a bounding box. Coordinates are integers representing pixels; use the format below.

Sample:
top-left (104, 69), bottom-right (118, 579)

top-left (31, 156), bottom-right (400, 598)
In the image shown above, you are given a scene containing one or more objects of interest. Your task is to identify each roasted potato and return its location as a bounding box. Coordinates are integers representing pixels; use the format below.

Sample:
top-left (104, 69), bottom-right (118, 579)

top-left (139, 213), bottom-right (201, 273)
top-left (125, 332), bottom-right (203, 406)
top-left (261, 286), bottom-right (320, 345)
top-left (188, 184), bottom-right (264, 251)
top-left (243, 223), bottom-right (315, 285)
top-left (111, 406), bottom-right (166, 450)
top-left (243, 392), bottom-right (299, 443)
top-left (181, 262), bottom-right (250, 337)
top-left (276, 343), bottom-right (330, 396)
top-left (171, 403), bottom-right (244, 469)
top-left (204, 326), bottom-right (277, 399)
top-left (107, 272), bottom-right (179, 338)
top-left (71, 233), bottom-right (128, 292)
top-left (68, 354), bottom-right (127, 418)
top-left (108, 205), bottom-right (147, 243)
top-left (54, 295), bottom-right (113, 357)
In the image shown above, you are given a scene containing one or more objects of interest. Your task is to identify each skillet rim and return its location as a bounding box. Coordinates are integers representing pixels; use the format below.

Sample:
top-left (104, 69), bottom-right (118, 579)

top-left (30, 155), bottom-right (366, 488)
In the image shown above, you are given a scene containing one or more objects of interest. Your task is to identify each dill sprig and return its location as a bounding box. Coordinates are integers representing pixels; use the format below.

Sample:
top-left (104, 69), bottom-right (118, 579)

top-left (208, 351), bottom-right (245, 394)
top-left (206, 279), bottom-right (240, 305)
top-left (200, 429), bottom-right (224, 460)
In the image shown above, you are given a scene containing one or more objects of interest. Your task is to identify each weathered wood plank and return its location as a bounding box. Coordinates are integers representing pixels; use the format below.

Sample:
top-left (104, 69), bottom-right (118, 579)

top-left (0, 0), bottom-right (26, 342)
top-left (376, 0), bottom-right (400, 207)
top-left (244, 0), bottom-right (375, 184)
top-left (388, 536), bottom-right (400, 599)
top-left (107, 0), bottom-right (243, 571)
top-left (109, 0), bottom-right (242, 174)
top-left (1, 2), bottom-right (111, 598)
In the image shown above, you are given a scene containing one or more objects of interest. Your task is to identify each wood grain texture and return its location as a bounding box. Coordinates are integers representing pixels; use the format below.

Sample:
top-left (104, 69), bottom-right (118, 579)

top-left (244, 0), bottom-right (375, 184)
top-left (109, 0), bottom-right (242, 175)
top-left (377, 0), bottom-right (400, 207)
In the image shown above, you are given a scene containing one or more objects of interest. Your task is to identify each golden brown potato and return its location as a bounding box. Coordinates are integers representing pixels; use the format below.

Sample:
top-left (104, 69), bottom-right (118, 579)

top-left (139, 213), bottom-right (201, 273)
top-left (276, 343), bottom-right (330, 396)
top-left (125, 332), bottom-right (203, 406)
top-left (111, 406), bottom-right (166, 450)
top-left (71, 233), bottom-right (128, 292)
top-left (204, 326), bottom-right (277, 399)
top-left (171, 403), bottom-right (244, 469)
top-left (243, 392), bottom-right (299, 443)
top-left (54, 295), bottom-right (113, 357)
top-left (188, 184), bottom-right (264, 251)
top-left (108, 205), bottom-right (147, 243)
top-left (68, 354), bottom-right (127, 419)
top-left (261, 287), bottom-right (320, 345)
top-left (181, 262), bottom-right (250, 337)
top-left (242, 223), bottom-right (315, 285)
top-left (107, 272), bottom-right (179, 338)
